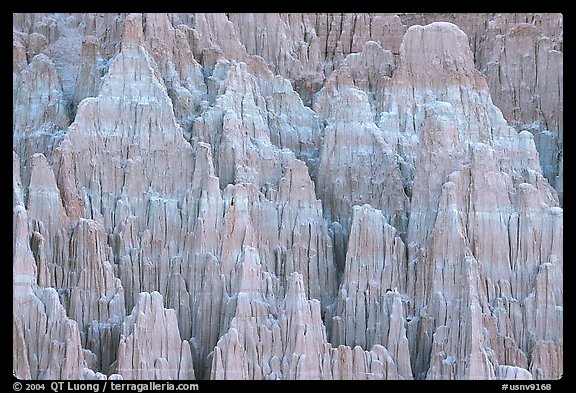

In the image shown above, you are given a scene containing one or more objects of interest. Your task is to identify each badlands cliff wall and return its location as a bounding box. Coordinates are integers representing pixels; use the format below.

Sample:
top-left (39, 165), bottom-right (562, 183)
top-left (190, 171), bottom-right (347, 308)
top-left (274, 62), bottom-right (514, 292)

top-left (13, 13), bottom-right (562, 380)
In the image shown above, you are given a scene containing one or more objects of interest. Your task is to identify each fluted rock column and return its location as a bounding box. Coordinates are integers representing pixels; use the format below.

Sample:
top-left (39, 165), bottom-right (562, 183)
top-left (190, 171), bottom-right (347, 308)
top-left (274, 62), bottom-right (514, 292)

top-left (14, 153), bottom-right (86, 379)
top-left (315, 86), bottom-right (409, 237)
top-left (330, 204), bottom-right (412, 379)
top-left (211, 272), bottom-right (404, 380)
top-left (117, 291), bottom-right (195, 380)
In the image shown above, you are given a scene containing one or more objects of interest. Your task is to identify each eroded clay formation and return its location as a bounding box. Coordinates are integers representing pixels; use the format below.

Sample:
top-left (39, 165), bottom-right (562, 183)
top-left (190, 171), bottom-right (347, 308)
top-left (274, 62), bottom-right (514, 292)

top-left (13, 13), bottom-right (562, 380)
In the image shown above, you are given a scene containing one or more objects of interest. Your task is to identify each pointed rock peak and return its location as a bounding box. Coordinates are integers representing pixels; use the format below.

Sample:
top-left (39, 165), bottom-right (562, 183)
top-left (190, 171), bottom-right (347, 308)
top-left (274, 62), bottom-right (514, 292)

top-left (131, 291), bottom-right (165, 318)
top-left (19, 53), bottom-right (66, 99)
top-left (150, 290), bottom-right (165, 309)
top-left (141, 13), bottom-right (202, 71)
top-left (397, 22), bottom-right (485, 90)
top-left (329, 65), bottom-right (355, 89)
top-left (219, 61), bottom-right (259, 97)
top-left (83, 15), bottom-right (174, 117)
top-left (14, 50), bottom-right (69, 134)
top-left (235, 246), bottom-right (263, 295)
top-left (134, 291), bottom-right (151, 313)
top-left (312, 66), bottom-right (355, 121)
top-left (331, 87), bottom-right (373, 124)
top-left (344, 204), bottom-right (398, 275)
top-left (193, 142), bottom-right (216, 178)
top-left (29, 153), bottom-right (58, 190)
top-left (27, 153), bottom-right (71, 229)
top-left (26, 153), bottom-right (72, 233)
top-left (13, 206), bottom-right (37, 288)
top-left (284, 272), bottom-right (308, 307)
top-left (277, 159), bottom-right (316, 205)
top-left (227, 184), bottom-right (250, 212)
top-left (246, 55), bottom-right (275, 84)
top-left (118, 290), bottom-right (194, 380)
top-left (122, 13), bottom-right (145, 47)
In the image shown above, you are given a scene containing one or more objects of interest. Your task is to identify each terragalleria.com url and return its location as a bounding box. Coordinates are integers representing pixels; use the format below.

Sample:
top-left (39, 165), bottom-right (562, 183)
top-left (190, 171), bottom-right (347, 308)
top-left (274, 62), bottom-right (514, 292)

top-left (109, 382), bottom-right (198, 392)
top-left (50, 381), bottom-right (199, 392)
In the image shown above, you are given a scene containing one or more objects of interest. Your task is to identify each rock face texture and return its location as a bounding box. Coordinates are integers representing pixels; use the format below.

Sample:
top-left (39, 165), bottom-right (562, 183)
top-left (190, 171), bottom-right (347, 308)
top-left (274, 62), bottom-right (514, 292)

top-left (13, 13), bottom-right (562, 381)
top-left (117, 291), bottom-right (195, 380)
top-left (399, 13), bottom-right (563, 205)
